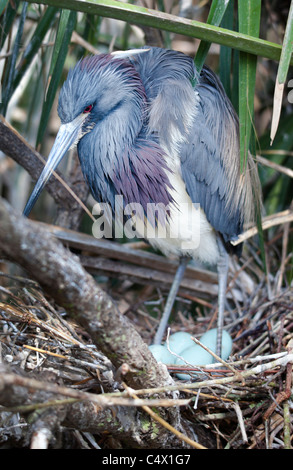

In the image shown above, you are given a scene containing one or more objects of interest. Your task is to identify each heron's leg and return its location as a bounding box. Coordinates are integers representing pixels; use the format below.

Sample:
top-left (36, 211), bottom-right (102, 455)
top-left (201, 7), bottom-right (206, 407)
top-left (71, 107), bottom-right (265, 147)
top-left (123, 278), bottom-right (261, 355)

top-left (154, 256), bottom-right (190, 345)
top-left (216, 237), bottom-right (229, 357)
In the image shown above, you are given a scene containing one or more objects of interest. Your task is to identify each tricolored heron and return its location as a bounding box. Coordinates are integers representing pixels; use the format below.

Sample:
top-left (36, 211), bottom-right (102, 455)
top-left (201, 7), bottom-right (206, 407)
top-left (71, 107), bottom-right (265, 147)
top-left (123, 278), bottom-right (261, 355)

top-left (23, 47), bottom-right (260, 357)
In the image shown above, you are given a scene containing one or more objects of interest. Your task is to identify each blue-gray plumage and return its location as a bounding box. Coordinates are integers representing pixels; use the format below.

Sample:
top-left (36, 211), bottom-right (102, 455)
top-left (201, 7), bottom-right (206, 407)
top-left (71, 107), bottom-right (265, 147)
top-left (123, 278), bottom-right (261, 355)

top-left (23, 47), bottom-right (260, 358)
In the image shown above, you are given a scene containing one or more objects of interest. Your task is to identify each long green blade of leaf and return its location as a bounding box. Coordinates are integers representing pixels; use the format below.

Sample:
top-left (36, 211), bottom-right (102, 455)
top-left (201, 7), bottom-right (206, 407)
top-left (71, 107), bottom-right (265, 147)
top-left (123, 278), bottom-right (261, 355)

top-left (48, 9), bottom-right (71, 79)
top-left (238, 0), bottom-right (261, 170)
top-left (22, 0), bottom-right (293, 65)
top-left (219, 0), bottom-right (235, 100)
top-left (194, 0), bottom-right (231, 72)
top-left (238, 0), bottom-right (265, 273)
top-left (270, 0), bottom-right (293, 144)
top-left (36, 10), bottom-right (77, 147)
top-left (231, 44), bottom-right (239, 114)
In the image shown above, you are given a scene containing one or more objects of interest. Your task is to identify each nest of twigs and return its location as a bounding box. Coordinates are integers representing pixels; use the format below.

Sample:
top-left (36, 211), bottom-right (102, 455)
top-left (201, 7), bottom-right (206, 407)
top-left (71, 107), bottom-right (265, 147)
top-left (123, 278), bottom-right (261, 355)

top-left (0, 221), bottom-right (292, 450)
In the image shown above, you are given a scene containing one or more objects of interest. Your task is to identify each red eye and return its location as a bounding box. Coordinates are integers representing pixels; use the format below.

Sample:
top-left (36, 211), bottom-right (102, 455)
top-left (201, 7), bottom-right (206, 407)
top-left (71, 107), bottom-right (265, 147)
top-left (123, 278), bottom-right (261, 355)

top-left (83, 104), bottom-right (93, 114)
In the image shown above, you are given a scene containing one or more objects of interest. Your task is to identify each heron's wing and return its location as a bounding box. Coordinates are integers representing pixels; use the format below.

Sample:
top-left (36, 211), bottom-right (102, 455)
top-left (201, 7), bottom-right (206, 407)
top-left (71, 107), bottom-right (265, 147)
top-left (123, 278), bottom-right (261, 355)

top-left (180, 67), bottom-right (243, 245)
top-left (131, 50), bottom-right (257, 246)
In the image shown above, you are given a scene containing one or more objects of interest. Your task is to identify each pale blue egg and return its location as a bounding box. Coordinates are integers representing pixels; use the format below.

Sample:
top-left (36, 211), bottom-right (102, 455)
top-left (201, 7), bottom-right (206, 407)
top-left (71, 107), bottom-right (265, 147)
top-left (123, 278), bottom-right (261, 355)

top-left (175, 345), bottom-right (213, 380)
top-left (165, 331), bottom-right (195, 355)
top-left (199, 328), bottom-right (233, 361)
top-left (149, 344), bottom-right (175, 365)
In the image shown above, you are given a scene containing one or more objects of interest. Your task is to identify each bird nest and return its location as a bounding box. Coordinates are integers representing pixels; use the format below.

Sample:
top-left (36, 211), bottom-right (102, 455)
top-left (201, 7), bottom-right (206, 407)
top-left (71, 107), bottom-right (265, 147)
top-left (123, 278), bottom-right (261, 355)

top-left (0, 235), bottom-right (292, 450)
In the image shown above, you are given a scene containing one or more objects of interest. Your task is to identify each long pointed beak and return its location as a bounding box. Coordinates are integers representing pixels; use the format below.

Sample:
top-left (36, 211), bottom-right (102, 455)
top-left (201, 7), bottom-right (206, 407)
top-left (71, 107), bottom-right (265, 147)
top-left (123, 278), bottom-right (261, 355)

top-left (23, 115), bottom-right (85, 217)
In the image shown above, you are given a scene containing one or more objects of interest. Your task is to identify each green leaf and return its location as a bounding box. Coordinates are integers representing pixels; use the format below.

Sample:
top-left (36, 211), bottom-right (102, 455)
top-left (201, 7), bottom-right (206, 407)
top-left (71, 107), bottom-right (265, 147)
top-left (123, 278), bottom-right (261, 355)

top-left (194, 0), bottom-right (231, 73)
top-left (36, 9), bottom-right (77, 147)
top-left (48, 9), bottom-right (71, 79)
top-left (238, 1), bottom-right (265, 273)
top-left (21, 0), bottom-right (292, 64)
top-left (238, 0), bottom-right (261, 171)
top-left (231, 46), bottom-right (239, 114)
top-left (219, 0), bottom-right (235, 100)
top-left (270, 0), bottom-right (293, 144)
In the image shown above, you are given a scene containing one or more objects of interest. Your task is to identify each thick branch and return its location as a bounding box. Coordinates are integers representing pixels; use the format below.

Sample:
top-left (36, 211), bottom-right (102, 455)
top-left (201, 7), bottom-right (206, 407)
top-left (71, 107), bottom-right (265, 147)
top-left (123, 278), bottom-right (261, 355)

top-left (0, 364), bottom-right (199, 448)
top-left (0, 198), bottom-right (171, 391)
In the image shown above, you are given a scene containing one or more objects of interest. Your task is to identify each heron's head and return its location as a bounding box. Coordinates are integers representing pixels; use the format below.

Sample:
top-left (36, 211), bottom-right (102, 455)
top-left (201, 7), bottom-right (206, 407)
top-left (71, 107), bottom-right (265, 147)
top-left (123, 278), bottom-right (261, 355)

top-left (23, 51), bottom-right (147, 216)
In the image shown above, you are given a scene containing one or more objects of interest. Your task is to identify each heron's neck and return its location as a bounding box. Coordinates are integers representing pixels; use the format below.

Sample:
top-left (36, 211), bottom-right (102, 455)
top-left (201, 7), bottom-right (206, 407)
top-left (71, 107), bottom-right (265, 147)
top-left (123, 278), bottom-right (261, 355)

top-left (78, 90), bottom-right (173, 212)
top-left (102, 90), bottom-right (145, 150)
top-left (78, 91), bottom-right (145, 182)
